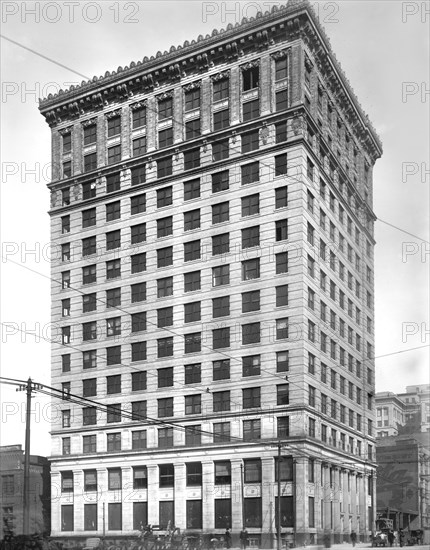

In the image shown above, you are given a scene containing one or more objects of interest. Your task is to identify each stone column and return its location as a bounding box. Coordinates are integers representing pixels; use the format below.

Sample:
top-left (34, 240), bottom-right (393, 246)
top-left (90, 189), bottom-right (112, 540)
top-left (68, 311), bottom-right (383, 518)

top-left (230, 66), bottom-right (241, 126)
top-left (146, 97), bottom-right (157, 152)
top-left (295, 458), bottom-right (306, 546)
top-left (51, 472), bottom-right (61, 534)
top-left (122, 467), bottom-right (133, 531)
top-left (231, 459), bottom-right (243, 541)
top-left (202, 461), bottom-right (214, 530)
top-left (201, 77), bottom-right (212, 135)
top-left (260, 54), bottom-right (271, 116)
top-left (97, 468), bottom-right (107, 535)
top-left (290, 44), bottom-right (302, 107)
top-left (96, 113), bottom-right (106, 168)
top-left (73, 470), bottom-right (83, 532)
top-left (332, 468), bottom-right (341, 543)
top-left (174, 463), bottom-right (186, 529)
top-left (261, 457), bottom-right (274, 549)
top-left (147, 465), bottom-right (159, 525)
top-left (173, 87), bottom-right (183, 144)
top-left (121, 104), bottom-right (131, 159)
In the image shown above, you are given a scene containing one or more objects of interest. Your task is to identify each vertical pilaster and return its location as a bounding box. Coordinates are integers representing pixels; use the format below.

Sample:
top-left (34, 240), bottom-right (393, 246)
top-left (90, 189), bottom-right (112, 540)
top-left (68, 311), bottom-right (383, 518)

top-left (96, 113), bottom-right (106, 168)
top-left (295, 458), bottom-right (306, 546)
top-left (230, 66), bottom-right (241, 125)
top-left (173, 87), bottom-right (183, 144)
top-left (147, 465), bottom-right (159, 525)
top-left (260, 54), bottom-right (271, 116)
top-left (261, 457), bottom-right (274, 549)
top-left (201, 77), bottom-right (211, 134)
top-left (202, 461), bottom-right (214, 530)
top-left (122, 467), bottom-right (133, 531)
top-left (122, 105), bottom-right (131, 160)
top-left (174, 463), bottom-right (186, 529)
top-left (231, 459), bottom-right (243, 535)
top-left (74, 470), bottom-right (83, 532)
top-left (146, 97), bottom-right (157, 152)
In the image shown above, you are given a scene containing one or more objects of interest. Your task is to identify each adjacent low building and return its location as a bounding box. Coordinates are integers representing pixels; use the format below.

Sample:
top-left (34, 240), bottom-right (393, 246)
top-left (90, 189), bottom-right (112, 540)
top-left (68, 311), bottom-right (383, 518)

top-left (0, 445), bottom-right (51, 537)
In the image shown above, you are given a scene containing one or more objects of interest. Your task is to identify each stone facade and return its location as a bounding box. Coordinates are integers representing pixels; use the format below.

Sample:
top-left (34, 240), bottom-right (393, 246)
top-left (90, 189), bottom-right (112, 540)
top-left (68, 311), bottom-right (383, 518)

top-left (40, 0), bottom-right (382, 545)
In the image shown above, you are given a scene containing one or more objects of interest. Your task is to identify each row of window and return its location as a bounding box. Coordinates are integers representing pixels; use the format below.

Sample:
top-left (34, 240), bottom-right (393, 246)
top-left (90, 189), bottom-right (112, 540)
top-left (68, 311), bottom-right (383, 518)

top-left (59, 494), bottom-right (293, 532)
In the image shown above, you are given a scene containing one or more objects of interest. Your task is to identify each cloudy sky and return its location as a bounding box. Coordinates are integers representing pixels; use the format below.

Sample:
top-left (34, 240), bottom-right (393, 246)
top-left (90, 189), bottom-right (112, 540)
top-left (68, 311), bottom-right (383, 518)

top-left (1, 0), bottom-right (429, 455)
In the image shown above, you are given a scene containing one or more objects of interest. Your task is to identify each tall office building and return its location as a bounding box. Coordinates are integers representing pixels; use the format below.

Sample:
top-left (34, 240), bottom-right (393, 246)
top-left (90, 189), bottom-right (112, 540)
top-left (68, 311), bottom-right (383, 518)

top-left (39, 1), bottom-right (382, 545)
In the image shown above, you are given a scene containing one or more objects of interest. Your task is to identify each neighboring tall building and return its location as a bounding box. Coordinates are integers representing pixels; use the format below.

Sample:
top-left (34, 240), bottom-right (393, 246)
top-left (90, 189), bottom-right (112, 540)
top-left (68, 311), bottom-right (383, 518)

top-left (0, 445), bottom-right (51, 536)
top-left (376, 384), bottom-right (430, 438)
top-left (39, 1), bottom-right (382, 545)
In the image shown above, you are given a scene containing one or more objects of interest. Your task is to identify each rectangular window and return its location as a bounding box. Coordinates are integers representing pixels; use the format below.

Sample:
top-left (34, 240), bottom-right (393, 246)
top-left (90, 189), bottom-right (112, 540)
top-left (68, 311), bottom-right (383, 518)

top-left (184, 240), bottom-right (201, 262)
top-left (158, 398), bottom-right (174, 417)
top-left (158, 98), bottom-right (173, 120)
top-left (131, 194), bottom-right (146, 215)
top-left (212, 139), bottom-right (229, 161)
top-left (61, 505), bottom-right (74, 532)
top-left (131, 401), bottom-right (146, 422)
top-left (243, 99), bottom-right (259, 121)
top-left (243, 420), bottom-right (261, 441)
top-left (213, 327), bottom-right (230, 349)
top-left (84, 153), bottom-right (97, 172)
top-left (185, 88), bottom-right (200, 111)
top-left (184, 178), bottom-right (200, 201)
top-left (243, 387), bottom-right (261, 409)
top-left (185, 119), bottom-right (201, 140)
top-left (212, 233), bottom-right (229, 256)
top-left (185, 425), bottom-right (201, 446)
top-left (132, 430), bottom-right (147, 450)
top-left (185, 271), bottom-right (200, 292)
top-left (242, 258), bottom-right (260, 280)
top-left (184, 302), bottom-right (201, 323)
top-left (107, 146), bottom-right (121, 165)
top-left (133, 502), bottom-right (148, 531)
top-left (242, 130), bottom-right (259, 152)
top-left (184, 209), bottom-right (200, 231)
top-left (131, 253), bottom-right (146, 273)
top-left (241, 162), bottom-right (259, 185)
top-left (157, 247), bottom-right (173, 268)
top-left (242, 66), bottom-right (259, 91)
top-left (212, 170), bottom-right (229, 193)
top-left (108, 503), bottom-right (122, 531)
top-left (277, 384), bottom-right (289, 405)
top-left (275, 90), bottom-right (288, 112)
top-left (213, 78), bottom-right (229, 101)
top-left (158, 428), bottom-right (174, 448)
top-left (133, 137), bottom-right (146, 157)
top-left (157, 157), bottom-right (172, 179)
top-left (213, 359), bottom-right (230, 381)
top-left (213, 109), bottom-right (229, 130)
top-left (275, 154), bottom-right (288, 176)
top-left (159, 127), bottom-right (173, 149)
top-left (84, 124), bottom-right (97, 146)
top-left (213, 422), bottom-right (230, 443)
top-left (242, 226), bottom-right (259, 249)
top-left (83, 434), bottom-right (96, 453)
top-left (184, 148), bottom-right (200, 170)
top-left (184, 363), bottom-right (201, 384)
top-left (185, 394), bottom-right (201, 415)
top-left (276, 121), bottom-right (288, 143)
top-left (213, 391), bottom-right (230, 412)
top-left (106, 230), bottom-right (121, 250)
top-left (277, 416), bottom-right (289, 437)
top-left (131, 370), bottom-right (147, 390)
top-left (212, 202), bottom-right (229, 224)
top-left (242, 322), bottom-right (260, 344)
top-left (213, 265), bottom-right (230, 286)
top-left (213, 296), bottom-right (230, 318)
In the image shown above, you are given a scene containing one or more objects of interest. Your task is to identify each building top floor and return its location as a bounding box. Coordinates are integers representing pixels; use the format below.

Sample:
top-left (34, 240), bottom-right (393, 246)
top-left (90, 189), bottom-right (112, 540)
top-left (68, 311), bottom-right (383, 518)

top-left (38, 0), bottom-right (382, 164)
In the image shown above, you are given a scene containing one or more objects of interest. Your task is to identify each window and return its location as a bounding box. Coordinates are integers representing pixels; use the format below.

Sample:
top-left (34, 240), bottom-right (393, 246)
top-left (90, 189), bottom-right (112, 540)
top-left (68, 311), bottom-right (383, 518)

top-left (308, 353), bottom-right (315, 375)
top-left (159, 464), bottom-right (174, 488)
top-left (130, 195), bottom-right (146, 217)
top-left (212, 202), bottom-right (229, 224)
top-left (277, 416), bottom-right (289, 437)
top-left (133, 466), bottom-right (147, 490)
top-left (215, 461), bottom-right (231, 484)
top-left (157, 216), bottom-right (173, 239)
top-left (242, 130), bottom-right (259, 152)
top-left (82, 321), bottom-right (96, 341)
top-left (106, 317), bottom-right (121, 337)
top-left (106, 345), bottom-right (121, 365)
top-left (62, 298), bottom-right (71, 317)
top-left (158, 367), bottom-right (173, 388)
top-left (61, 505), bottom-right (74, 531)
top-left (158, 97), bottom-right (173, 120)
top-left (185, 363), bottom-right (201, 384)
top-left (241, 194), bottom-right (259, 217)
top-left (131, 312), bottom-right (146, 333)
top-left (212, 139), bottom-right (229, 161)
top-left (184, 302), bottom-right (201, 323)
top-left (242, 258), bottom-right (260, 280)
top-left (243, 100), bottom-right (259, 121)
top-left (184, 148), bottom-right (200, 170)
top-left (83, 434), bottom-right (96, 453)
top-left (107, 146), bottom-right (121, 165)
top-left (132, 430), bottom-right (147, 450)
top-left (159, 127), bottom-right (173, 149)
top-left (276, 252), bottom-right (288, 274)
top-left (243, 387), bottom-right (260, 409)
top-left (276, 285), bottom-right (288, 307)
top-left (62, 409), bottom-right (71, 428)
top-left (131, 166), bottom-right (146, 187)
top-left (213, 391), bottom-right (230, 412)
top-left (275, 90), bottom-right (288, 112)
top-left (83, 378), bottom-right (97, 397)
top-left (242, 290), bottom-right (260, 313)
top-left (83, 350), bottom-right (96, 370)
top-left (277, 384), bottom-right (289, 405)
top-left (108, 503), bottom-right (122, 530)
top-left (213, 265), bottom-right (230, 286)
top-left (275, 456), bottom-right (293, 481)
top-left (213, 359), bottom-right (230, 381)
top-left (242, 355), bottom-right (260, 377)
top-left (185, 394), bottom-right (201, 415)
top-left (131, 370), bottom-right (146, 390)
top-left (275, 57), bottom-right (288, 80)
top-left (82, 236), bottom-right (96, 257)
top-left (212, 170), bottom-right (229, 193)
top-left (276, 121), bottom-right (288, 143)
top-left (242, 322), bottom-right (260, 345)
top-left (184, 240), bottom-right (201, 262)
top-left (185, 87), bottom-right (200, 111)
top-left (276, 351), bottom-right (289, 372)
top-left (158, 428), bottom-right (174, 448)
top-left (84, 123), bottom-right (97, 145)
top-left (107, 374), bottom-right (121, 395)
top-left (214, 500), bottom-right (231, 529)
top-left (157, 247), bottom-right (173, 268)
top-left (186, 463), bottom-right (202, 486)
top-left (61, 471), bottom-right (74, 493)
top-left (213, 78), bottom-right (229, 101)
top-left (213, 327), bottom-right (230, 349)
top-left (83, 407), bottom-right (97, 426)
top-left (213, 109), bottom-right (229, 130)
top-left (242, 226), bottom-right (259, 249)
top-left (158, 398), bottom-right (174, 418)
top-left (61, 215), bottom-right (70, 234)
top-left (62, 271), bottom-right (71, 289)
top-left (184, 178), bottom-right (200, 201)
top-left (275, 219), bottom-right (288, 241)
top-left (185, 425), bottom-right (201, 446)
top-left (213, 296), bottom-right (230, 318)
top-left (62, 354), bottom-right (71, 373)
top-left (106, 259), bottom-right (120, 280)
top-left (62, 437), bottom-right (71, 455)
top-left (276, 318), bottom-right (288, 339)
top-left (184, 271), bottom-right (200, 292)
top-left (242, 162), bottom-right (259, 185)
top-left (157, 157), bottom-right (172, 179)
top-left (133, 137), bottom-right (146, 157)
top-left (309, 386), bottom-right (316, 407)
top-left (243, 419), bottom-right (261, 440)
top-left (132, 106), bottom-right (146, 129)
top-left (185, 119), bottom-right (201, 140)
top-left (106, 230), bottom-right (121, 251)
top-left (82, 208), bottom-right (96, 229)
top-left (131, 253), bottom-right (146, 273)
top-left (212, 233), bottom-right (229, 256)
top-left (84, 153), bottom-right (97, 172)
top-left (275, 154), bottom-right (288, 176)
top-left (242, 66), bottom-right (259, 90)
top-left (184, 209), bottom-right (200, 231)
top-left (213, 422), bottom-right (230, 442)
top-left (131, 401), bottom-right (147, 422)
top-left (157, 307), bottom-right (173, 328)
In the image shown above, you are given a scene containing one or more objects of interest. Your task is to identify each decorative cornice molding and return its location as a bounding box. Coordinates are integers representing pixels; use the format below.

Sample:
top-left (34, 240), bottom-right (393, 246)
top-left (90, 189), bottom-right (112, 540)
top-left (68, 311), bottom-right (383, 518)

top-left (129, 101), bottom-right (147, 111)
top-left (183, 81), bottom-right (201, 92)
top-left (105, 109), bottom-right (122, 119)
top-left (58, 127), bottom-right (72, 135)
top-left (211, 70), bottom-right (230, 82)
top-left (157, 90), bottom-right (174, 101)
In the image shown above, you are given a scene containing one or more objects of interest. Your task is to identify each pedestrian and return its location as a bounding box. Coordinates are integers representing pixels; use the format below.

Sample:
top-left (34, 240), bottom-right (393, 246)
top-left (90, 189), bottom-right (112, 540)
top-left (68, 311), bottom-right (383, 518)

top-left (399, 529), bottom-right (405, 548)
top-left (239, 529), bottom-right (248, 550)
top-left (388, 531), bottom-right (395, 547)
top-left (224, 528), bottom-right (232, 549)
top-left (350, 530), bottom-right (357, 547)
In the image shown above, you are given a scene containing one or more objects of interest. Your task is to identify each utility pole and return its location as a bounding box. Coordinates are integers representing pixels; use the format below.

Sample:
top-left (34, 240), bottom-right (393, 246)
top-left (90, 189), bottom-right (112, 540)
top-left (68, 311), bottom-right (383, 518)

top-left (16, 378), bottom-right (43, 536)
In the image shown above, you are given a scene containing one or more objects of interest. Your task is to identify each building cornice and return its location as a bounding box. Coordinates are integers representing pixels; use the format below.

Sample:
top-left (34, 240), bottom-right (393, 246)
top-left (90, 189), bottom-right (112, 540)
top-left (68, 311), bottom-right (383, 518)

top-left (38, 0), bottom-right (382, 158)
